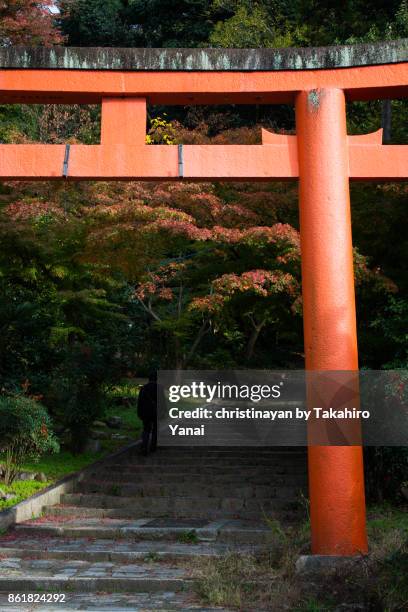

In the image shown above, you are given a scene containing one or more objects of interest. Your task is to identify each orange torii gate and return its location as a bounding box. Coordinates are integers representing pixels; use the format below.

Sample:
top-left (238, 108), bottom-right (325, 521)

top-left (1, 41), bottom-right (407, 557)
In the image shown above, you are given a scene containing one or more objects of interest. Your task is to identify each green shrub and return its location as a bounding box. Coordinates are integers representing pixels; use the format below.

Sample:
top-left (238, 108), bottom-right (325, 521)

top-left (0, 396), bottom-right (59, 485)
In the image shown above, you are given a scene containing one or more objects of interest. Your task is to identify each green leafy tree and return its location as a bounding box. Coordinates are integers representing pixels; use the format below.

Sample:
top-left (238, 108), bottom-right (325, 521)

top-left (209, 3), bottom-right (303, 48)
top-left (60, 0), bottom-right (132, 46)
top-left (0, 198), bottom-right (132, 451)
top-left (127, 0), bottom-right (214, 47)
top-left (61, 0), bottom-right (214, 47)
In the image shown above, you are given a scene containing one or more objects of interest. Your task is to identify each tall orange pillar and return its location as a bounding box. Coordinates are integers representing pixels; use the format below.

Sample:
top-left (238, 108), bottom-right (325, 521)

top-left (295, 88), bottom-right (368, 555)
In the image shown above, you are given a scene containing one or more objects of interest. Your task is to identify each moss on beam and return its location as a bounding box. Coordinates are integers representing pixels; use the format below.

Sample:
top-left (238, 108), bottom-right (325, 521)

top-left (0, 40), bottom-right (407, 72)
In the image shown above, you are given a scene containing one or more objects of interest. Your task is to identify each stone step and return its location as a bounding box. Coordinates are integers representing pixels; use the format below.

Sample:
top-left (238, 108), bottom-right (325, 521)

top-left (83, 475), bottom-right (307, 491)
top-left (142, 448), bottom-right (306, 456)
top-left (43, 503), bottom-right (299, 523)
top-left (15, 518), bottom-right (275, 545)
top-left (61, 492), bottom-right (302, 510)
top-left (0, 445), bottom-right (308, 608)
top-left (0, 557), bottom-right (190, 593)
top-left (119, 456), bottom-right (306, 467)
top-left (0, 535), bottom-right (260, 563)
top-left (102, 463), bottom-right (307, 475)
top-left (121, 447), bottom-right (305, 458)
top-left (84, 469), bottom-right (308, 483)
top-left (0, 591), bottom-right (229, 611)
top-left (58, 493), bottom-right (301, 515)
top-left (75, 480), bottom-right (306, 499)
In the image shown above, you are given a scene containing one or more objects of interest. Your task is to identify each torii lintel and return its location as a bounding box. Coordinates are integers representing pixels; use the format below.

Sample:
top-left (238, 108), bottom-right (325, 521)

top-left (1, 130), bottom-right (406, 181)
top-left (0, 42), bottom-right (407, 181)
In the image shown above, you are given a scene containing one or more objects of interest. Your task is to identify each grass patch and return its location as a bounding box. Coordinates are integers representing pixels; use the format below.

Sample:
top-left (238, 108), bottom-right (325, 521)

top-left (0, 450), bottom-right (108, 511)
top-left (193, 521), bottom-right (308, 610)
top-left (16, 450), bottom-right (107, 481)
top-left (193, 505), bottom-right (408, 611)
top-left (104, 378), bottom-right (143, 434)
top-left (178, 530), bottom-right (199, 544)
top-left (107, 379), bottom-right (143, 399)
top-left (367, 503), bottom-right (408, 538)
top-left (144, 552), bottom-right (160, 563)
top-left (0, 480), bottom-right (52, 511)
top-left (103, 402), bottom-right (141, 433)
top-left (108, 484), bottom-right (122, 496)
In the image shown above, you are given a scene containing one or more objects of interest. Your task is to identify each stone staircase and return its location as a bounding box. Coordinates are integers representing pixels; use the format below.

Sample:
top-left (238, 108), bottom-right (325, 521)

top-left (0, 447), bottom-right (308, 610)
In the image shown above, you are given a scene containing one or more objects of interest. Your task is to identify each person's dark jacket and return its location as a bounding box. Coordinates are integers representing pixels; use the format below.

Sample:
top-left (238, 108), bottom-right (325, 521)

top-left (137, 381), bottom-right (160, 421)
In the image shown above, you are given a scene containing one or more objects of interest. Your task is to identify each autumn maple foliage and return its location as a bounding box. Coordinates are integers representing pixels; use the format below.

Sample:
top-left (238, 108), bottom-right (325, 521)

top-left (0, 0), bottom-right (63, 45)
top-left (0, 115), bottom-right (402, 370)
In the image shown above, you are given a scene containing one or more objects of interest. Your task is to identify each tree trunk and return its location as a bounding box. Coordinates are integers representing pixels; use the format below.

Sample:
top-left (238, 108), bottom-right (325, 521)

top-left (245, 320), bottom-right (265, 361)
top-left (174, 335), bottom-right (183, 370)
top-left (183, 319), bottom-right (210, 368)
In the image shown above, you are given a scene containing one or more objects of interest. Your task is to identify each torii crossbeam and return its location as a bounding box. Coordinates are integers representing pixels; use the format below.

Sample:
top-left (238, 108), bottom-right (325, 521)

top-left (1, 41), bottom-right (407, 557)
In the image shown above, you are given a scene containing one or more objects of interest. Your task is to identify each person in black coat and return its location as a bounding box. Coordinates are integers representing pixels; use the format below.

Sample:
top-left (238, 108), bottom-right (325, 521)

top-left (137, 372), bottom-right (164, 455)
